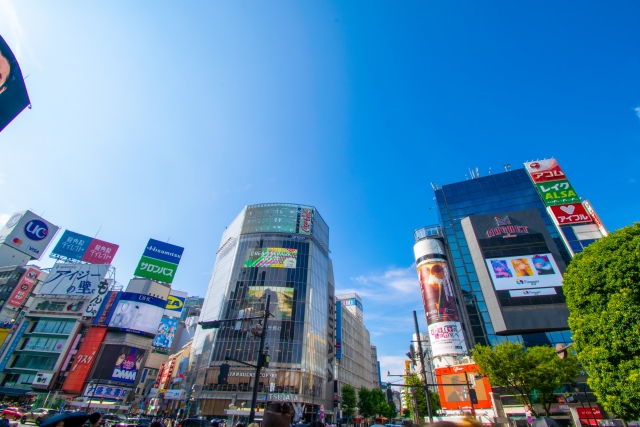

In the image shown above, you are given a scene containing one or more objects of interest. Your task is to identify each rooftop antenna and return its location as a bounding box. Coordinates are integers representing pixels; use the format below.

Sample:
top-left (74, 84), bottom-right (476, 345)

top-left (503, 164), bottom-right (511, 171)
top-left (94, 226), bottom-right (102, 238)
top-left (488, 167), bottom-right (492, 175)
top-left (430, 182), bottom-right (439, 191)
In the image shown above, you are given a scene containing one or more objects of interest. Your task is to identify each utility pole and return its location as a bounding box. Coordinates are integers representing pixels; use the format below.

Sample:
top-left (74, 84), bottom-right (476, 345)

top-left (248, 294), bottom-right (270, 424)
top-left (413, 311), bottom-right (433, 423)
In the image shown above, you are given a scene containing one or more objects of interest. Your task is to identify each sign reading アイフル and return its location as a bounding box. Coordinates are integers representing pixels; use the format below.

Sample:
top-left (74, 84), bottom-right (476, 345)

top-left (40, 264), bottom-right (109, 296)
top-left (0, 210), bottom-right (59, 260)
top-left (549, 203), bottom-right (592, 225)
top-left (134, 239), bottom-right (184, 284)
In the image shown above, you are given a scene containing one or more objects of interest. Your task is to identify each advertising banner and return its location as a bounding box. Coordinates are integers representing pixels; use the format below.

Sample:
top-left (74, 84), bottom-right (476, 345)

top-left (549, 203), bottom-right (592, 225)
top-left (0, 35), bottom-right (30, 133)
top-left (134, 256), bottom-right (178, 283)
top-left (40, 263), bottom-right (109, 296)
top-left (435, 364), bottom-right (493, 410)
top-left (508, 288), bottom-right (557, 298)
top-left (485, 253), bottom-right (563, 291)
top-left (298, 207), bottom-right (313, 235)
top-left (32, 372), bottom-right (53, 387)
top-left (534, 179), bottom-right (579, 206)
top-left (583, 199), bottom-right (608, 237)
top-left (83, 279), bottom-right (111, 318)
top-left (417, 260), bottom-right (460, 325)
top-left (0, 321), bottom-right (29, 372)
top-left (143, 239), bottom-right (184, 265)
top-left (62, 327), bottom-right (107, 393)
top-left (107, 292), bottom-right (166, 336)
top-left (244, 248), bottom-right (298, 268)
top-left (152, 317), bottom-right (179, 349)
top-left (84, 383), bottom-right (130, 399)
top-left (524, 159), bottom-right (567, 183)
top-left (29, 298), bottom-right (86, 316)
top-left (0, 210), bottom-right (59, 260)
top-left (51, 230), bottom-right (119, 264)
top-left (93, 291), bottom-right (119, 326)
top-left (164, 290), bottom-right (187, 317)
top-left (335, 303), bottom-right (342, 359)
top-left (340, 298), bottom-right (363, 311)
top-left (93, 344), bottom-right (146, 385)
top-left (163, 389), bottom-right (185, 400)
top-left (428, 321), bottom-right (468, 357)
top-left (7, 267), bottom-right (39, 308)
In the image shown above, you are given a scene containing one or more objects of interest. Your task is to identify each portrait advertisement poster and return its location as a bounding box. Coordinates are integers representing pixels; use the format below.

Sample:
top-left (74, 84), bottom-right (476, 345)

top-left (416, 259), bottom-right (461, 325)
top-left (0, 35), bottom-right (30, 133)
top-left (485, 253), bottom-right (563, 291)
top-left (93, 344), bottom-right (146, 385)
top-left (107, 292), bottom-right (166, 336)
top-left (244, 248), bottom-right (298, 268)
top-left (152, 317), bottom-right (179, 349)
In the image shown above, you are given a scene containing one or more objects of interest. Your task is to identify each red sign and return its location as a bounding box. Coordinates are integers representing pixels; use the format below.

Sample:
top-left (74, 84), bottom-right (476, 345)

top-left (549, 203), bottom-right (593, 225)
top-left (81, 239), bottom-right (119, 264)
top-left (583, 200), bottom-right (608, 236)
top-left (7, 267), bottom-right (39, 308)
top-left (525, 159), bottom-right (567, 183)
top-left (62, 327), bottom-right (107, 393)
top-left (577, 407), bottom-right (602, 419)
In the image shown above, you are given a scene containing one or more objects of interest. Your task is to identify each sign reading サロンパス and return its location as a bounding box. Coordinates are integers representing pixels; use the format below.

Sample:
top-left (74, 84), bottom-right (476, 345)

top-left (524, 159), bottom-right (567, 183)
top-left (549, 203), bottom-right (592, 225)
top-left (134, 239), bottom-right (184, 284)
top-left (535, 179), bottom-right (580, 206)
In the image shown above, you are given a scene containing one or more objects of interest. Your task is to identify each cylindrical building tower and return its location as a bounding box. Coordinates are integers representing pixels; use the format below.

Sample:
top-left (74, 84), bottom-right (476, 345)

top-left (187, 204), bottom-right (334, 421)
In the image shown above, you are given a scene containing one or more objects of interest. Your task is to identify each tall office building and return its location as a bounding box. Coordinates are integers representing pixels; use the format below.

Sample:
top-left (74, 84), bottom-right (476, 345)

top-left (370, 345), bottom-right (380, 388)
top-left (418, 160), bottom-right (605, 349)
top-left (188, 204), bottom-right (334, 420)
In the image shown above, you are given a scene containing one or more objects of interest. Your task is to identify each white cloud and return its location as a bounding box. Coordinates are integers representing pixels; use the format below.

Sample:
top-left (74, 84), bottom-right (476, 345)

top-left (378, 355), bottom-right (409, 385)
top-left (635, 107), bottom-right (640, 119)
top-left (0, 213), bottom-right (10, 227)
top-left (352, 264), bottom-right (417, 294)
top-left (0, 0), bottom-right (24, 59)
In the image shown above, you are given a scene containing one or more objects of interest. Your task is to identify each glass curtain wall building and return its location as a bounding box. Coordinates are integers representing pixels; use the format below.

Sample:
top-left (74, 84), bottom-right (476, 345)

top-left (187, 204), bottom-right (334, 420)
top-left (433, 168), bottom-right (573, 348)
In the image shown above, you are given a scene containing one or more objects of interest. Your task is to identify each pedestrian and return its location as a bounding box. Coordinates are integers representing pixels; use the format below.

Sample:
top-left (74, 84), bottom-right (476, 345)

top-left (261, 403), bottom-right (294, 427)
top-left (151, 422), bottom-right (163, 427)
top-left (88, 413), bottom-right (102, 427)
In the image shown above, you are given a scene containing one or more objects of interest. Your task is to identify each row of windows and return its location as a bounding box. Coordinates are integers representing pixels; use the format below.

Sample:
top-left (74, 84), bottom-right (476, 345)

top-left (32, 319), bottom-right (75, 335)
top-left (11, 354), bottom-right (57, 370)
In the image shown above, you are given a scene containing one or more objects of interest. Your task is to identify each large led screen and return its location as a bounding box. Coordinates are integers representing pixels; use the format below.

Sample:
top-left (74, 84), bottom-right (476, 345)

top-left (93, 344), bottom-right (145, 385)
top-left (244, 248), bottom-right (298, 268)
top-left (152, 317), bottom-right (178, 349)
top-left (0, 35), bottom-right (30, 133)
top-left (247, 286), bottom-right (294, 320)
top-left (107, 292), bottom-right (165, 336)
top-left (485, 253), bottom-right (562, 291)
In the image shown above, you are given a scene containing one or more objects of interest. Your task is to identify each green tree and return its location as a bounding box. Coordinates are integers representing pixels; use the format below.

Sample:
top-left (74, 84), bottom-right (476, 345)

top-left (563, 223), bottom-right (640, 421)
top-left (472, 341), bottom-right (579, 417)
top-left (341, 385), bottom-right (357, 418)
top-left (404, 373), bottom-right (441, 420)
top-left (402, 409), bottom-right (411, 418)
top-left (371, 388), bottom-right (387, 416)
top-left (358, 387), bottom-right (374, 418)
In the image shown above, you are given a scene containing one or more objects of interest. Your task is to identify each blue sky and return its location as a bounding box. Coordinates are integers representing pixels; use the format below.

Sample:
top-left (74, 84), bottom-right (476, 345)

top-left (1, 1), bottom-right (639, 383)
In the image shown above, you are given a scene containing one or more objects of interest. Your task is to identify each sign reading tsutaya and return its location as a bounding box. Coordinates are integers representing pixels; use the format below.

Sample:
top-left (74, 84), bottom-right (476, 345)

top-left (524, 159), bottom-right (567, 183)
top-left (535, 179), bottom-right (579, 206)
top-left (40, 264), bottom-right (109, 296)
top-left (51, 230), bottom-right (119, 264)
top-left (134, 239), bottom-right (184, 284)
top-left (549, 203), bottom-right (592, 225)
top-left (0, 210), bottom-right (59, 260)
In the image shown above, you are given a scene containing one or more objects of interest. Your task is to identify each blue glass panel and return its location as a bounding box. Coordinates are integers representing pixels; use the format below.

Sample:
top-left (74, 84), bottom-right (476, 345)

top-left (562, 226), bottom-right (578, 241)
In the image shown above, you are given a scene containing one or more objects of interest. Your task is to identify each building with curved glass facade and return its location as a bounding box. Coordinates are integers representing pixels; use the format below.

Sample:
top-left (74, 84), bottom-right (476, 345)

top-left (186, 204), bottom-right (334, 421)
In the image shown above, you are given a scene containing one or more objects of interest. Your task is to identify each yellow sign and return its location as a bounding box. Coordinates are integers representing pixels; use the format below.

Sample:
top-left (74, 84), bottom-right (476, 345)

top-left (165, 295), bottom-right (184, 312)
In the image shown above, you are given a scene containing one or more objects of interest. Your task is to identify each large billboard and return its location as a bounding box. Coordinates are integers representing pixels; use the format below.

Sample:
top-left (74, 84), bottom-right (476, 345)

top-left (244, 248), bottom-right (298, 268)
top-left (39, 263), bottom-right (109, 296)
top-left (51, 230), bottom-right (119, 264)
top-left (0, 35), bottom-right (30, 133)
top-left (485, 253), bottom-right (562, 291)
top-left (534, 179), bottom-right (579, 206)
top-left (548, 203), bottom-right (592, 225)
top-left (242, 204), bottom-right (315, 235)
top-left (435, 364), bottom-right (493, 410)
top-left (107, 292), bottom-right (166, 337)
top-left (524, 159), bottom-right (567, 183)
top-left (93, 344), bottom-right (146, 385)
top-left (133, 239), bottom-right (184, 284)
top-left (414, 239), bottom-right (467, 357)
top-left (0, 211), bottom-right (59, 260)
top-left (152, 317), bottom-right (178, 349)
top-left (7, 267), bottom-right (40, 308)
top-left (62, 327), bottom-right (107, 393)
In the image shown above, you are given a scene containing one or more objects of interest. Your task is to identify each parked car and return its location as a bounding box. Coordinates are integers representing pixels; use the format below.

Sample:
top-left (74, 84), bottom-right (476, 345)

top-left (20, 408), bottom-right (58, 426)
top-left (2, 407), bottom-right (26, 420)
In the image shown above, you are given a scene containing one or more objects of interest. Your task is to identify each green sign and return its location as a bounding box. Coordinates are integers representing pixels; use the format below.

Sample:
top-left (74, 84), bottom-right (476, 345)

top-left (535, 179), bottom-right (579, 206)
top-left (134, 256), bottom-right (178, 283)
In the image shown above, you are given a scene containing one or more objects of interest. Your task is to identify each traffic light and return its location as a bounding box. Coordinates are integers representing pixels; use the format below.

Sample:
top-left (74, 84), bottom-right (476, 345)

top-left (259, 353), bottom-right (270, 368)
top-left (386, 387), bottom-right (393, 403)
top-left (200, 320), bottom-right (221, 329)
top-left (469, 389), bottom-right (478, 405)
top-left (218, 363), bottom-right (230, 384)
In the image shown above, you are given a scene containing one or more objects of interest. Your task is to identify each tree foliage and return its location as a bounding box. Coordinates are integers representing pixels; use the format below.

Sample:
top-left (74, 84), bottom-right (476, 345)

top-left (404, 373), bottom-right (441, 420)
top-left (358, 387), bottom-right (374, 418)
top-left (341, 385), bottom-right (357, 418)
top-left (563, 223), bottom-right (640, 421)
top-left (402, 409), bottom-right (411, 418)
top-left (472, 341), bottom-right (579, 417)
top-left (357, 387), bottom-right (397, 419)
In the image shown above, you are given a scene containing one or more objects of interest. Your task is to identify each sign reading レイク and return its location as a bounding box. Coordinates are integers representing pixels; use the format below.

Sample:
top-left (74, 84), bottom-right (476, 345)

top-left (535, 179), bottom-right (580, 206)
top-left (549, 203), bottom-right (593, 225)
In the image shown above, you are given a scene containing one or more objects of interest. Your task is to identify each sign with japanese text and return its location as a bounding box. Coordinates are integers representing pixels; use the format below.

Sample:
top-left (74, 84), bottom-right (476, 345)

top-left (62, 327), bottom-right (107, 393)
top-left (32, 372), bottom-right (53, 387)
top-left (0, 321), bottom-right (29, 372)
top-left (7, 267), bottom-right (39, 308)
top-left (83, 279), bottom-right (110, 318)
top-left (51, 230), bottom-right (119, 264)
top-left (0, 210), bottom-right (59, 260)
top-left (40, 264), bottom-right (109, 296)
top-left (535, 179), bottom-right (580, 206)
top-left (524, 159), bottom-right (567, 183)
top-left (163, 389), bottom-right (184, 400)
top-left (84, 383), bottom-right (130, 400)
top-left (93, 291), bottom-right (119, 326)
top-left (583, 200), bottom-right (608, 237)
top-left (29, 298), bottom-right (85, 315)
top-left (134, 256), bottom-right (178, 284)
top-left (549, 203), bottom-right (593, 225)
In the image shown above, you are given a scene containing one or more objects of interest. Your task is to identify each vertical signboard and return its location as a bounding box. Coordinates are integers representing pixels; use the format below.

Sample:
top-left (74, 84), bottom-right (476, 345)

top-left (335, 302), bottom-right (342, 359)
top-left (414, 239), bottom-right (467, 357)
top-left (0, 320), bottom-right (29, 372)
top-left (7, 267), bottom-right (39, 308)
top-left (134, 239), bottom-right (184, 284)
top-left (583, 200), bottom-right (608, 237)
top-left (62, 327), bottom-right (107, 393)
top-left (0, 35), bottom-right (30, 133)
top-left (0, 210), bottom-right (59, 260)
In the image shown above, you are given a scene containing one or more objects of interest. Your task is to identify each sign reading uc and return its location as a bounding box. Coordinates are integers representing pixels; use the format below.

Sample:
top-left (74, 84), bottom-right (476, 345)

top-left (24, 220), bottom-right (49, 241)
top-left (143, 239), bottom-right (184, 265)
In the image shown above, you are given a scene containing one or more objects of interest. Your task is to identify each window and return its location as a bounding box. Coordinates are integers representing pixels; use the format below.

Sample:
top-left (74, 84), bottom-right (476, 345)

top-left (11, 354), bottom-right (57, 370)
top-left (21, 337), bottom-right (66, 352)
top-left (32, 319), bottom-right (75, 334)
